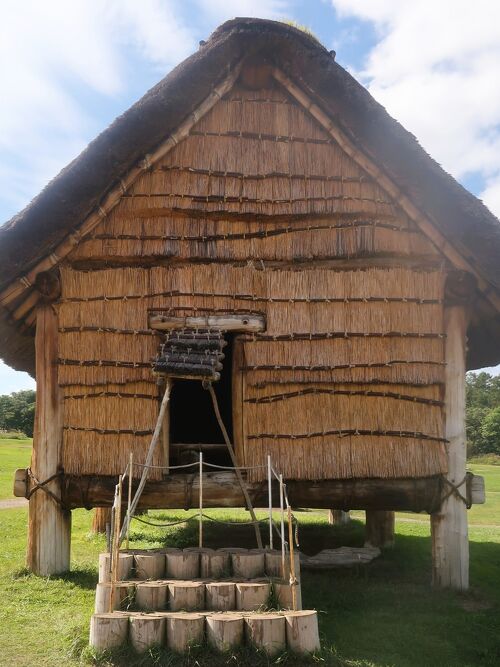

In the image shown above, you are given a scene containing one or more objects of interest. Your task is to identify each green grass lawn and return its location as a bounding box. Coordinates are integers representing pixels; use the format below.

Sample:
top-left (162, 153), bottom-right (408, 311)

top-left (0, 439), bottom-right (499, 666)
top-left (0, 437), bottom-right (32, 500)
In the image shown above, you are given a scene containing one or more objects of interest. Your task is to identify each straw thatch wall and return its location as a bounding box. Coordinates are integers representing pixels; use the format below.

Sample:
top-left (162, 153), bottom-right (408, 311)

top-left (58, 264), bottom-right (445, 480)
top-left (71, 86), bottom-right (435, 263)
top-left (59, 80), bottom-right (446, 481)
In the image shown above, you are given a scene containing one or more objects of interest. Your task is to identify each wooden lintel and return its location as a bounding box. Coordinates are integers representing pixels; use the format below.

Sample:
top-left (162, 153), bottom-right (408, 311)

top-left (149, 313), bottom-right (266, 333)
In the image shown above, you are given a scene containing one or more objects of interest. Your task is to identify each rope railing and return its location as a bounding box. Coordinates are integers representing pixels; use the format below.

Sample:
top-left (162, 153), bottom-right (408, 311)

top-left (107, 380), bottom-right (300, 613)
top-left (108, 450), bottom-right (300, 610)
top-left (131, 460), bottom-right (267, 471)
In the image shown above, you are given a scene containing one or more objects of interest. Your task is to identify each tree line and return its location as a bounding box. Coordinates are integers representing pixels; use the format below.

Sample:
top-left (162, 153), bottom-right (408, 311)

top-left (0, 375), bottom-right (498, 456)
top-left (0, 390), bottom-right (35, 437)
top-left (466, 372), bottom-right (500, 457)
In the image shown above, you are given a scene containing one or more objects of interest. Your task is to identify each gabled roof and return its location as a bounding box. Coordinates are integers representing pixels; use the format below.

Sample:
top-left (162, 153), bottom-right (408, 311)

top-left (1, 17), bottom-right (500, 374)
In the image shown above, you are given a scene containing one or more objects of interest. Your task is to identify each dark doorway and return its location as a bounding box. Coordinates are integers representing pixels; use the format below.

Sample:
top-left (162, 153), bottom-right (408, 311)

top-left (169, 334), bottom-right (234, 451)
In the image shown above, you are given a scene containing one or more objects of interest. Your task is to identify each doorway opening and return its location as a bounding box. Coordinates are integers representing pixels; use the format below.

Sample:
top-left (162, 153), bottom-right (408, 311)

top-left (169, 334), bottom-right (234, 467)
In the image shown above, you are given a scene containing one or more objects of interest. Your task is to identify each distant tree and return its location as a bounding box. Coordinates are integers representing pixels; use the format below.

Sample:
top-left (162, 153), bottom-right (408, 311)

top-left (466, 405), bottom-right (490, 456)
top-left (466, 372), bottom-right (500, 457)
top-left (481, 407), bottom-right (500, 455)
top-left (0, 390), bottom-right (36, 437)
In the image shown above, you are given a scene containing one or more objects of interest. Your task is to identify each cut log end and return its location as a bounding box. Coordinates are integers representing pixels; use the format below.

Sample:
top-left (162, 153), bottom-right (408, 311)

top-left (165, 613), bottom-right (205, 653)
top-left (168, 581), bottom-right (205, 612)
top-left (134, 553), bottom-right (166, 580)
top-left (206, 582), bottom-right (236, 611)
top-left (94, 582), bottom-right (136, 614)
top-left (232, 551), bottom-right (265, 579)
top-left (98, 552), bottom-right (134, 583)
top-left (245, 614), bottom-right (286, 656)
top-left (284, 610), bottom-right (320, 654)
top-left (129, 614), bottom-right (165, 653)
top-left (207, 613), bottom-right (244, 651)
top-left (135, 582), bottom-right (168, 611)
top-left (200, 550), bottom-right (231, 578)
top-left (236, 582), bottom-right (270, 611)
top-left (166, 551), bottom-right (200, 579)
top-left (89, 613), bottom-right (129, 650)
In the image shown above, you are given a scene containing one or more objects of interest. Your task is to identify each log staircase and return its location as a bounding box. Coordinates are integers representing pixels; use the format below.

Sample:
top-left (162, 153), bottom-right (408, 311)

top-left (90, 546), bottom-right (320, 656)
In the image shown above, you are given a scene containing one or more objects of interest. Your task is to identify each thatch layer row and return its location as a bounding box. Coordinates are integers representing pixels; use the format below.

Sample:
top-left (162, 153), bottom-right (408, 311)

top-left (245, 437), bottom-right (447, 481)
top-left (72, 219), bottom-right (433, 261)
top-left (62, 381), bottom-right (163, 479)
top-left (60, 265), bottom-right (444, 301)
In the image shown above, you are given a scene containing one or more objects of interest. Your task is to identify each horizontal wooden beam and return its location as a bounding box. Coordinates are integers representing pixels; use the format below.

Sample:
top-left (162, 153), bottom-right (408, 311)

top-left (59, 472), bottom-right (449, 512)
top-left (149, 313), bottom-right (266, 333)
top-left (15, 469), bottom-right (485, 512)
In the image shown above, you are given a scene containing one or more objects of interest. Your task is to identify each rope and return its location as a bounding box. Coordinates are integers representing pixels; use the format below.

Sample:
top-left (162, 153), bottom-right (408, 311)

top-left (132, 513), bottom-right (198, 528)
top-left (201, 513), bottom-right (269, 526)
top-left (129, 460), bottom-right (267, 471)
top-left (441, 475), bottom-right (470, 508)
top-left (201, 461), bottom-right (267, 471)
top-left (26, 468), bottom-right (66, 509)
top-left (133, 460), bottom-right (199, 471)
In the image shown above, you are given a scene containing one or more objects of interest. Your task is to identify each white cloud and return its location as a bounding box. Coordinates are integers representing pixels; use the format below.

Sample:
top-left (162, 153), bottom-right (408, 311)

top-left (0, 362), bottom-right (35, 394)
top-left (0, 1), bottom-right (200, 387)
top-left (196, 0), bottom-right (290, 25)
top-left (0, 1), bottom-right (196, 219)
top-left (331, 0), bottom-right (500, 218)
top-left (107, 0), bottom-right (195, 69)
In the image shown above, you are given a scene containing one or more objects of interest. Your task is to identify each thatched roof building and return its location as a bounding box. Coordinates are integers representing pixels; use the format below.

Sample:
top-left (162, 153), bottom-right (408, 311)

top-left (5, 18), bottom-right (498, 585)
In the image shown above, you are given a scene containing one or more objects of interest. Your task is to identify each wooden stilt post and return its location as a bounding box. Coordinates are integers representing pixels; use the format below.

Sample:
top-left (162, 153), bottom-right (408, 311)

top-left (27, 303), bottom-right (71, 575)
top-left (364, 510), bottom-right (395, 548)
top-left (91, 508), bottom-right (111, 535)
top-left (328, 510), bottom-right (350, 525)
top-left (431, 298), bottom-right (469, 590)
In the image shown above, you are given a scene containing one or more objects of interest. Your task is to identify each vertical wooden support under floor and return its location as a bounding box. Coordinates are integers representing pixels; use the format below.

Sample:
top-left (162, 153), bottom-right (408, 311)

top-left (328, 510), bottom-right (351, 526)
top-left (364, 510), bottom-right (395, 548)
top-left (26, 303), bottom-right (71, 575)
top-left (430, 304), bottom-right (469, 590)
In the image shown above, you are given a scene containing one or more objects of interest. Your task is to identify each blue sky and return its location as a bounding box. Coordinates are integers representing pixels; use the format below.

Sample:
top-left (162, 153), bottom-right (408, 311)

top-left (1, 0), bottom-right (499, 392)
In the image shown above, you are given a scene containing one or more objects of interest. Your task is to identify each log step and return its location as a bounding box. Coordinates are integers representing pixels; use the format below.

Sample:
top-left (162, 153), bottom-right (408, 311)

top-left (89, 609), bottom-right (320, 655)
top-left (99, 547), bottom-right (300, 582)
top-left (95, 578), bottom-right (302, 612)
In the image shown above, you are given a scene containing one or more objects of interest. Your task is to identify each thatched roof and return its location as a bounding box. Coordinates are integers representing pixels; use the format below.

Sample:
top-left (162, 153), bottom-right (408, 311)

top-left (1, 17), bottom-right (500, 375)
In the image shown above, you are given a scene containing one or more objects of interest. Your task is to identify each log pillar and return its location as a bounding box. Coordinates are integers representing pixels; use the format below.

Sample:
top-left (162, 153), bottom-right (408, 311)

top-left (364, 510), bottom-right (395, 548)
top-left (431, 302), bottom-right (469, 590)
top-left (328, 510), bottom-right (350, 525)
top-left (26, 303), bottom-right (71, 575)
top-left (91, 508), bottom-right (111, 534)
